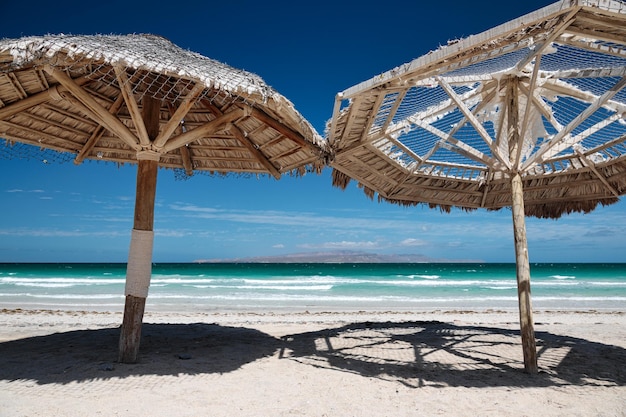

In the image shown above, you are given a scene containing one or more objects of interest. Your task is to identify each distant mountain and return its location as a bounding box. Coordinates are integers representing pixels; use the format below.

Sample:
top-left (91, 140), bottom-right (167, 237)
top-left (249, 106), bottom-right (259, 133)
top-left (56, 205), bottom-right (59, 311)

top-left (195, 250), bottom-right (481, 263)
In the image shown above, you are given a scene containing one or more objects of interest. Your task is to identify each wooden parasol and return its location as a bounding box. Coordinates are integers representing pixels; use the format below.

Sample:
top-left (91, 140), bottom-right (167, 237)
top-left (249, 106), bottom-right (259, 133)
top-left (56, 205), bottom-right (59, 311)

top-left (0, 34), bottom-right (328, 363)
top-left (327, 0), bottom-right (626, 373)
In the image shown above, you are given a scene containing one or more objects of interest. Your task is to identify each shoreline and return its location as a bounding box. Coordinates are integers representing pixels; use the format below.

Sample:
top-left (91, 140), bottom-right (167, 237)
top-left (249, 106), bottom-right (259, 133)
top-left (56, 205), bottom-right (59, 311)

top-left (1, 308), bottom-right (625, 416)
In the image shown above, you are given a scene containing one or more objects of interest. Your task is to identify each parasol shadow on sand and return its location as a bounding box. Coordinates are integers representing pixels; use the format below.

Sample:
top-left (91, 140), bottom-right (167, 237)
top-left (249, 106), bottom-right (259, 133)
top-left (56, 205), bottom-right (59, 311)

top-left (279, 320), bottom-right (626, 388)
top-left (0, 323), bottom-right (281, 385)
top-left (0, 34), bottom-right (329, 363)
top-left (326, 0), bottom-right (626, 373)
top-left (1, 320), bottom-right (624, 388)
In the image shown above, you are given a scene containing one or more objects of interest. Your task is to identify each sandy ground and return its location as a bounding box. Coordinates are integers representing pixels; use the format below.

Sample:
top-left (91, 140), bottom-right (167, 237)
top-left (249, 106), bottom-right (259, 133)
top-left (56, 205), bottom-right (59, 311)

top-left (0, 308), bottom-right (625, 417)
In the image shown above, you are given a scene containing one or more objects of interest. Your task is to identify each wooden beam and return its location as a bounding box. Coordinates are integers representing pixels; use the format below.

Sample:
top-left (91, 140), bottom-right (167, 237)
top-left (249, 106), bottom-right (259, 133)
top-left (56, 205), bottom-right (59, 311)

top-left (566, 26), bottom-right (626, 46)
top-left (5, 72), bottom-right (27, 99)
top-left (445, 80), bottom-right (511, 166)
top-left (45, 65), bottom-right (140, 151)
top-left (437, 76), bottom-right (495, 147)
top-left (519, 84), bottom-right (564, 132)
top-left (377, 135), bottom-right (423, 164)
top-left (383, 81), bottom-right (489, 143)
top-left (507, 78), bottom-right (521, 167)
top-left (161, 108), bottom-right (244, 153)
top-left (515, 10), bottom-right (577, 70)
top-left (75, 94), bottom-right (126, 164)
top-left (0, 78), bottom-right (91, 121)
top-left (114, 67), bottom-right (151, 147)
top-left (340, 95), bottom-right (366, 143)
top-left (153, 82), bottom-right (205, 149)
top-left (179, 145), bottom-right (194, 176)
top-left (574, 146), bottom-right (620, 197)
top-left (480, 170), bottom-right (492, 208)
top-left (411, 118), bottom-right (496, 168)
top-left (540, 78), bottom-right (626, 113)
top-left (165, 102), bottom-right (194, 176)
top-left (379, 90), bottom-right (406, 134)
top-left (558, 37), bottom-right (626, 60)
top-left (493, 80), bottom-right (509, 162)
top-left (142, 95), bottom-right (161, 141)
top-left (515, 56), bottom-right (542, 169)
top-left (438, 76), bottom-right (512, 169)
top-left (569, 113), bottom-right (622, 148)
top-left (523, 75), bottom-right (626, 169)
top-left (248, 106), bottom-right (320, 153)
top-left (211, 105), bottom-right (281, 179)
top-left (231, 127), bottom-right (281, 179)
top-left (448, 81), bottom-right (499, 137)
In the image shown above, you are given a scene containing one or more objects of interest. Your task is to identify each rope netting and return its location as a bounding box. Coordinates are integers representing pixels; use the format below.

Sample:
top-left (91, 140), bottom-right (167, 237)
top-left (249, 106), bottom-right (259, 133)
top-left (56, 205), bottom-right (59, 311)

top-left (0, 34), bottom-right (325, 177)
top-left (337, 3), bottom-right (626, 182)
top-left (0, 142), bottom-right (76, 164)
top-left (0, 34), bottom-right (276, 105)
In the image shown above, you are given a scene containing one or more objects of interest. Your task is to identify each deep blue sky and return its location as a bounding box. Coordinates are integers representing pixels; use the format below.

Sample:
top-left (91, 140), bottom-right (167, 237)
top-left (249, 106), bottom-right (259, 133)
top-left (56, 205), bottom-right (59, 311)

top-left (1, 0), bottom-right (624, 263)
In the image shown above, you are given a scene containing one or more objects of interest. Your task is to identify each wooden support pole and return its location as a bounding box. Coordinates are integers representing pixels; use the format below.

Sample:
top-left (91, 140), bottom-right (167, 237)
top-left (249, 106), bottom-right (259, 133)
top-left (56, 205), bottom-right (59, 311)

top-left (118, 96), bottom-right (161, 363)
top-left (118, 155), bottom-right (159, 363)
top-left (511, 172), bottom-right (538, 373)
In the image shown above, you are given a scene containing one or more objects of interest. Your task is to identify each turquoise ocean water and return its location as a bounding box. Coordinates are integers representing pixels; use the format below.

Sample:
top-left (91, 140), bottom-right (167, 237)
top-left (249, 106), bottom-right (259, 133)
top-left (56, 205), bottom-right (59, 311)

top-left (0, 263), bottom-right (625, 313)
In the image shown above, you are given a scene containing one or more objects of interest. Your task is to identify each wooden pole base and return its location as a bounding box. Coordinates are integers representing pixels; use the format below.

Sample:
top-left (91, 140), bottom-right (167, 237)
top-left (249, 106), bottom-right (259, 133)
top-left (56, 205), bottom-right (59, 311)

top-left (511, 173), bottom-right (538, 374)
top-left (118, 294), bottom-right (147, 363)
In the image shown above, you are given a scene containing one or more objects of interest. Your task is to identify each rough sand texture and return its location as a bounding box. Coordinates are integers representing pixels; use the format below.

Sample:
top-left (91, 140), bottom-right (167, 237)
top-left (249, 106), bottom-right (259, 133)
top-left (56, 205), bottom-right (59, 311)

top-left (1, 309), bottom-right (625, 416)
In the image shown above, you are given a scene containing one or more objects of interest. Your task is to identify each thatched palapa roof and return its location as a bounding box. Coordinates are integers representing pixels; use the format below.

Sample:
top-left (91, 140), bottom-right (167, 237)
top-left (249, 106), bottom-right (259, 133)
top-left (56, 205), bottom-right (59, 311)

top-left (327, 0), bottom-right (626, 218)
top-left (0, 34), bottom-right (328, 177)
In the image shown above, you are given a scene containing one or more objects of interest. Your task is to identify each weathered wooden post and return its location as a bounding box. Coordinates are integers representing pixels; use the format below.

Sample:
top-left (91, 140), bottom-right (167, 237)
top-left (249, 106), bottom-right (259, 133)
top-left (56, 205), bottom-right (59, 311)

top-left (511, 172), bottom-right (538, 373)
top-left (118, 96), bottom-right (160, 363)
top-left (506, 77), bottom-right (538, 374)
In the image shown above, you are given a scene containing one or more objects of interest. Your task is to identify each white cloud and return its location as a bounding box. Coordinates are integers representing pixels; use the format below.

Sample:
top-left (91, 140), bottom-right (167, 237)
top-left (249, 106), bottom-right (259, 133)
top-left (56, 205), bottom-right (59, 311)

top-left (5, 189), bottom-right (44, 193)
top-left (399, 238), bottom-right (427, 247)
top-left (169, 203), bottom-right (431, 231)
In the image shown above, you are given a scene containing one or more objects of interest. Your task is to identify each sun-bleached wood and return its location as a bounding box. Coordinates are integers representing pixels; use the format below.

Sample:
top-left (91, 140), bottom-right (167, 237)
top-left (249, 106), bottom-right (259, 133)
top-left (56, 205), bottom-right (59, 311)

top-left (45, 66), bottom-right (141, 151)
top-left (118, 96), bottom-right (160, 364)
top-left (511, 173), bottom-right (538, 374)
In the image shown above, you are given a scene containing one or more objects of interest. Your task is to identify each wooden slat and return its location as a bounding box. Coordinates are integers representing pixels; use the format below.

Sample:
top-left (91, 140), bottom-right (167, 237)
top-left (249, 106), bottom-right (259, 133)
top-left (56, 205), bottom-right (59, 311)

top-left (0, 120), bottom-right (82, 151)
top-left (437, 76), bottom-right (497, 150)
top-left (0, 78), bottom-right (91, 121)
top-left (75, 94), bottom-right (126, 164)
top-left (154, 82), bottom-right (204, 149)
top-left (114, 66), bottom-right (151, 147)
top-left (566, 26), bottom-right (626, 46)
top-left (515, 56), bottom-right (542, 169)
top-left (160, 107), bottom-right (244, 153)
top-left (515, 10), bottom-right (577, 70)
top-left (45, 65), bottom-right (140, 151)
top-left (412, 118), bottom-right (496, 168)
top-left (213, 105), bottom-right (281, 179)
top-left (524, 75), bottom-right (626, 169)
top-left (558, 37), bottom-right (626, 60)
top-left (249, 106), bottom-right (319, 153)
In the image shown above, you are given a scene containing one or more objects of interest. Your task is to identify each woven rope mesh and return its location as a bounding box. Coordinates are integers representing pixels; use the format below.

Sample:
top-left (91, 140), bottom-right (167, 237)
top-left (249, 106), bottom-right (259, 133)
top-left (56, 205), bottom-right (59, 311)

top-left (0, 34), bottom-right (274, 102)
top-left (1, 34), bottom-right (325, 177)
top-left (335, 2), bottom-right (626, 183)
top-left (0, 142), bottom-right (76, 164)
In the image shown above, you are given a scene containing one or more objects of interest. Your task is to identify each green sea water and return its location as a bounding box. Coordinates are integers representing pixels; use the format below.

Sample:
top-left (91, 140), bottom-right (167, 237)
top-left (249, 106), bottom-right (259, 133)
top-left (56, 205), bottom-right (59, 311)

top-left (0, 263), bottom-right (624, 312)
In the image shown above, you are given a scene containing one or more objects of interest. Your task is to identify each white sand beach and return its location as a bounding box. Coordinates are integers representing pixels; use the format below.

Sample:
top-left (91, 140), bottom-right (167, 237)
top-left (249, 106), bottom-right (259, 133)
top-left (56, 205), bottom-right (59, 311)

top-left (0, 308), bottom-right (625, 417)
